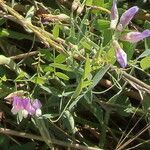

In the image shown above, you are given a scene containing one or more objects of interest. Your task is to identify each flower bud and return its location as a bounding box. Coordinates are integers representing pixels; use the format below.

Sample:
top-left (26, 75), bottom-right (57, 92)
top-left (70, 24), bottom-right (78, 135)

top-left (110, 0), bottom-right (119, 29)
top-left (112, 40), bottom-right (127, 68)
top-left (120, 29), bottom-right (150, 43)
top-left (117, 6), bottom-right (139, 31)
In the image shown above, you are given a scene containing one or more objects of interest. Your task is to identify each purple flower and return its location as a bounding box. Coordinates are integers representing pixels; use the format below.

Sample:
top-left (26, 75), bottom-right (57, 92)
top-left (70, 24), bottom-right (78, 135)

top-left (117, 6), bottom-right (139, 31)
top-left (112, 40), bottom-right (127, 68)
top-left (120, 30), bottom-right (150, 43)
top-left (11, 96), bottom-right (42, 118)
top-left (31, 99), bottom-right (42, 117)
top-left (110, 2), bottom-right (148, 68)
top-left (110, 0), bottom-right (119, 29)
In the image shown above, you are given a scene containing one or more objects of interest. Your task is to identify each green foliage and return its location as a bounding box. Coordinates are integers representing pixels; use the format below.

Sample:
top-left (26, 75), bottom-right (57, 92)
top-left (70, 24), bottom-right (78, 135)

top-left (0, 0), bottom-right (149, 149)
top-left (140, 56), bottom-right (150, 70)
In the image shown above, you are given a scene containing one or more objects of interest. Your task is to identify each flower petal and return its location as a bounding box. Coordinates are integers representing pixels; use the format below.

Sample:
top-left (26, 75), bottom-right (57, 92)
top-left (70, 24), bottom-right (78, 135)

top-left (11, 96), bottom-right (24, 114)
top-left (21, 98), bottom-right (30, 108)
top-left (110, 0), bottom-right (119, 29)
top-left (117, 6), bottom-right (139, 31)
top-left (35, 108), bottom-right (42, 117)
top-left (112, 40), bottom-right (127, 68)
top-left (32, 99), bottom-right (42, 109)
top-left (25, 99), bottom-right (42, 115)
top-left (120, 29), bottom-right (150, 43)
top-left (11, 106), bottom-right (19, 115)
top-left (22, 109), bottom-right (29, 118)
top-left (25, 102), bottom-right (35, 115)
top-left (11, 96), bottom-right (42, 117)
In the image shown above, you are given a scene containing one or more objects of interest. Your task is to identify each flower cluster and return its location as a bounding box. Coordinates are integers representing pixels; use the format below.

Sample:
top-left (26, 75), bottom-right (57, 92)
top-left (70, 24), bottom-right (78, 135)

top-left (110, 0), bottom-right (150, 68)
top-left (11, 96), bottom-right (42, 118)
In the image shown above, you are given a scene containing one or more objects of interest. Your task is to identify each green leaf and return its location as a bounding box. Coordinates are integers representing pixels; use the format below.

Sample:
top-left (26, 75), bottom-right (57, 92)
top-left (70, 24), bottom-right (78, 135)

top-left (52, 24), bottom-right (60, 38)
top-left (50, 63), bottom-right (73, 72)
top-left (113, 95), bottom-right (132, 117)
top-left (107, 48), bottom-right (116, 64)
top-left (15, 71), bottom-right (27, 80)
top-left (69, 94), bottom-right (84, 110)
top-left (93, 0), bottom-right (104, 6)
top-left (137, 49), bottom-right (150, 59)
top-left (80, 38), bottom-right (92, 50)
top-left (72, 79), bottom-right (83, 98)
top-left (91, 64), bottom-right (110, 89)
top-left (140, 56), bottom-right (150, 70)
top-left (40, 49), bottom-right (53, 62)
top-left (90, 103), bottom-right (104, 123)
top-left (95, 19), bottom-right (110, 31)
top-left (55, 72), bottom-right (69, 80)
top-left (42, 65), bottom-right (54, 72)
top-left (82, 80), bottom-right (92, 88)
top-left (55, 54), bottom-right (67, 63)
top-left (40, 85), bottom-right (52, 94)
top-left (122, 41), bottom-right (136, 61)
top-left (0, 28), bottom-right (34, 40)
top-left (81, 99), bottom-right (104, 123)
top-left (62, 110), bottom-right (75, 134)
top-left (31, 76), bottom-right (46, 85)
top-left (142, 94), bottom-right (150, 111)
top-left (83, 55), bottom-right (91, 80)
top-left (86, 0), bottom-right (93, 5)
top-left (84, 91), bottom-right (92, 103)
top-left (102, 29), bottom-right (112, 46)
top-left (80, 37), bottom-right (99, 50)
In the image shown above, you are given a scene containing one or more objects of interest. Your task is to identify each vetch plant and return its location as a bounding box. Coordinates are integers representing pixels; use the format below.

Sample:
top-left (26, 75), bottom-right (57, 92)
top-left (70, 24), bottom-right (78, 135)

top-left (11, 96), bottom-right (42, 119)
top-left (110, 0), bottom-right (150, 68)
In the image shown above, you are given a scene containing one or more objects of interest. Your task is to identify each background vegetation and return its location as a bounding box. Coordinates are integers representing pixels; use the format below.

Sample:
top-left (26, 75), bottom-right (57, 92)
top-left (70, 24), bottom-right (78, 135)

top-left (0, 0), bottom-right (150, 149)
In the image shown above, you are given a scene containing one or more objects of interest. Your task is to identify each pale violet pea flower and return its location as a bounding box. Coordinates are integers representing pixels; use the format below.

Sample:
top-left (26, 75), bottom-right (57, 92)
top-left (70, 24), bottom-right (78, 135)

top-left (31, 99), bottom-right (42, 117)
top-left (117, 6), bottom-right (139, 31)
top-left (110, 0), bottom-right (139, 31)
top-left (120, 30), bottom-right (150, 43)
top-left (110, 1), bottom-right (149, 68)
top-left (110, 0), bottom-right (118, 29)
top-left (11, 96), bottom-right (42, 118)
top-left (112, 40), bottom-right (127, 68)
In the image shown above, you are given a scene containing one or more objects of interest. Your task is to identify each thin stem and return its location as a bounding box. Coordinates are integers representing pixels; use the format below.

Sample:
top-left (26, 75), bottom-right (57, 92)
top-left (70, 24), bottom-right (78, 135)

top-left (116, 112), bottom-right (145, 149)
top-left (10, 51), bottom-right (39, 60)
top-left (117, 124), bottom-right (150, 150)
top-left (0, 127), bottom-right (101, 150)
